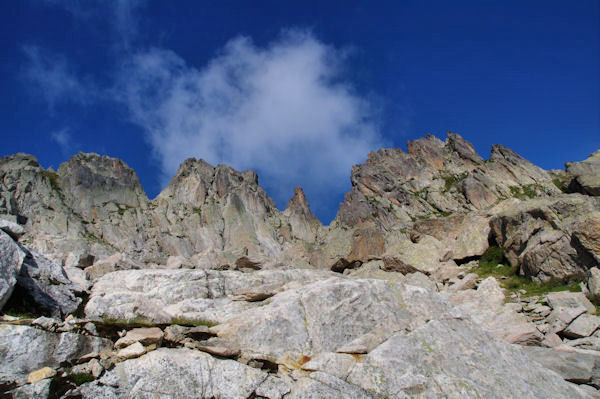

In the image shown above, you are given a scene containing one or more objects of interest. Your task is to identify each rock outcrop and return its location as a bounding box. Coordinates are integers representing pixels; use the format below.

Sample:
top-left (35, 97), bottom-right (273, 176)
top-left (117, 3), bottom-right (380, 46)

top-left (0, 133), bottom-right (599, 398)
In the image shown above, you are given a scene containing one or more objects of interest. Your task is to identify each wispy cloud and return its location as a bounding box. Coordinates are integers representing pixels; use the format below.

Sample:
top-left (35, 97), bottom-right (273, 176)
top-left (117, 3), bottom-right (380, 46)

top-left (40, 0), bottom-right (143, 49)
top-left (51, 127), bottom-right (74, 155)
top-left (117, 30), bottom-right (384, 214)
top-left (22, 45), bottom-right (92, 112)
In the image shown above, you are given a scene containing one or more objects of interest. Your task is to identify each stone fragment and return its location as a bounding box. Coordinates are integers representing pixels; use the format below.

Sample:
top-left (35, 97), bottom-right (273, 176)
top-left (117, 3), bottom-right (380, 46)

top-left (564, 314), bottom-right (600, 339)
top-left (542, 332), bottom-right (564, 348)
top-left (588, 267), bottom-right (600, 298)
top-left (114, 327), bottom-right (163, 349)
top-left (448, 273), bottom-right (478, 291)
top-left (16, 248), bottom-right (82, 317)
top-left (547, 306), bottom-right (588, 334)
top-left (185, 337), bottom-right (240, 358)
top-left (27, 367), bottom-right (56, 384)
top-left (31, 316), bottom-right (60, 332)
top-left (116, 342), bottom-right (146, 360)
top-left (0, 324), bottom-right (112, 384)
top-left (231, 283), bottom-right (281, 302)
top-left (77, 348), bottom-right (268, 398)
top-left (547, 291), bottom-right (596, 314)
top-left (523, 346), bottom-right (599, 384)
top-left (0, 218), bottom-right (24, 240)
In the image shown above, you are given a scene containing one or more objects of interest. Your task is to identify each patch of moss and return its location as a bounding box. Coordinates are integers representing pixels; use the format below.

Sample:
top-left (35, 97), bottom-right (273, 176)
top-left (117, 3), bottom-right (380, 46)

top-left (41, 170), bottom-right (65, 201)
top-left (441, 172), bottom-right (469, 192)
top-left (510, 184), bottom-right (538, 200)
top-left (552, 178), bottom-right (567, 193)
top-left (66, 373), bottom-right (95, 386)
top-left (470, 246), bottom-right (582, 297)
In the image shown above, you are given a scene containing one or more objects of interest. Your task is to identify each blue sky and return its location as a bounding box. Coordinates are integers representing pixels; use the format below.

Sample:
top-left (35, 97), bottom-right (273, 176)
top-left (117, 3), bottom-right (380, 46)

top-left (1, 1), bottom-right (598, 223)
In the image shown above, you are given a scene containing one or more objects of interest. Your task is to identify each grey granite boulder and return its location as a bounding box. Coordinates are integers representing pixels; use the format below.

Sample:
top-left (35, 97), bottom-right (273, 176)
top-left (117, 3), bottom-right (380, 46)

top-left (0, 230), bottom-right (26, 309)
top-left (0, 324), bottom-right (112, 384)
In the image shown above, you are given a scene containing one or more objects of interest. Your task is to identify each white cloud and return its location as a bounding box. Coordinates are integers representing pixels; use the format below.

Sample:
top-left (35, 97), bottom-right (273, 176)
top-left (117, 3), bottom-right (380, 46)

top-left (22, 45), bottom-right (92, 111)
top-left (118, 30), bottom-right (384, 217)
top-left (51, 127), bottom-right (73, 154)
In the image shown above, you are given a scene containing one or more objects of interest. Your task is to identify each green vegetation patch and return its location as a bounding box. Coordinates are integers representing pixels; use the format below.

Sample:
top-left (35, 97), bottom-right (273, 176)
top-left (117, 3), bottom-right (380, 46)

top-left (552, 178), bottom-right (567, 193)
top-left (470, 246), bottom-right (581, 297)
top-left (441, 172), bottom-right (469, 192)
top-left (65, 373), bottom-right (95, 386)
top-left (509, 184), bottom-right (539, 200)
top-left (41, 170), bottom-right (65, 201)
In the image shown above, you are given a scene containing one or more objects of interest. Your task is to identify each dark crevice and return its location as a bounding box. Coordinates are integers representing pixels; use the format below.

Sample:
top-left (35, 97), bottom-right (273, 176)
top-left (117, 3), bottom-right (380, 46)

top-left (330, 258), bottom-right (362, 273)
top-left (454, 255), bottom-right (480, 266)
top-left (247, 358), bottom-right (278, 374)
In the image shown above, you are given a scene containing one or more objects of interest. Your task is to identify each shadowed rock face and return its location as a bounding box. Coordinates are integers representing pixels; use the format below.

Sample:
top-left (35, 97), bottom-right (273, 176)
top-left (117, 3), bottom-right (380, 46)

top-left (566, 150), bottom-right (600, 196)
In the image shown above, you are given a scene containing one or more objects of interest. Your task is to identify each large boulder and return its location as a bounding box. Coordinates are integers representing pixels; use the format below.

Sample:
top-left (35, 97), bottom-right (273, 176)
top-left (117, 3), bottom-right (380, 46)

top-left (211, 277), bottom-right (449, 360)
top-left (443, 277), bottom-right (543, 345)
top-left (0, 230), bottom-right (26, 309)
top-left (85, 269), bottom-right (335, 325)
top-left (76, 348), bottom-right (272, 399)
top-left (490, 195), bottom-right (600, 281)
top-left (0, 324), bottom-right (112, 384)
top-left (14, 248), bottom-right (82, 317)
top-left (566, 150), bottom-right (600, 196)
top-left (346, 318), bottom-right (590, 398)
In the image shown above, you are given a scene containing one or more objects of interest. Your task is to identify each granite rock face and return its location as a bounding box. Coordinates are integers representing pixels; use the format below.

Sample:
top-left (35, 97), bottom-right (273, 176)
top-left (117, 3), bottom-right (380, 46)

top-left (490, 195), bottom-right (600, 281)
top-left (1, 133), bottom-right (599, 398)
top-left (566, 150), bottom-right (600, 196)
top-left (0, 230), bottom-right (26, 309)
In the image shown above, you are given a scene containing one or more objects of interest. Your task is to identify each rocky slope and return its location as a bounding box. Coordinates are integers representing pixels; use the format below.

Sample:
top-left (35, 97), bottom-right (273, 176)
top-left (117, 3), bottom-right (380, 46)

top-left (1, 132), bottom-right (599, 398)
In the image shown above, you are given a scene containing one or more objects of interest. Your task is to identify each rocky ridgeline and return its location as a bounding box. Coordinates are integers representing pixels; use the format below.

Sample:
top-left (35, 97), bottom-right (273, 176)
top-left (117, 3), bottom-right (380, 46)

top-left (0, 132), bottom-right (599, 398)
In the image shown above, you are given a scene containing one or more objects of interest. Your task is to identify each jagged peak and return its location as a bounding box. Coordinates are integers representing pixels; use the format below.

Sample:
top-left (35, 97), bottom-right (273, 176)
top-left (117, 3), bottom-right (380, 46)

top-left (0, 153), bottom-right (41, 169)
top-left (285, 187), bottom-right (315, 217)
top-left (446, 132), bottom-right (484, 165)
top-left (56, 152), bottom-right (147, 207)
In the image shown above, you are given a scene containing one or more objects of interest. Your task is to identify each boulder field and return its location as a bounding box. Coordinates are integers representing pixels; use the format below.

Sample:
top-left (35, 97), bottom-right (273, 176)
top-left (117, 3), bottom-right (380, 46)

top-left (0, 132), bottom-right (599, 398)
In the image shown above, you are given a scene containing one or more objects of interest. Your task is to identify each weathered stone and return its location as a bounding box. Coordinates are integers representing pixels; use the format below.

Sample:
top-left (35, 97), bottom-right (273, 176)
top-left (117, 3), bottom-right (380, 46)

top-left (300, 352), bottom-right (357, 380)
top-left (212, 277), bottom-right (449, 360)
top-left (185, 337), bottom-right (240, 358)
top-left (0, 218), bottom-right (24, 240)
top-left (490, 195), bottom-right (600, 281)
top-left (449, 272), bottom-right (478, 291)
top-left (85, 268), bottom-right (334, 325)
top-left (0, 230), bottom-right (26, 310)
top-left (0, 324), bottom-right (112, 384)
top-left (542, 332), bottom-right (564, 348)
top-left (346, 318), bottom-right (588, 398)
top-left (444, 277), bottom-right (543, 345)
top-left (27, 367), bottom-right (56, 384)
top-left (16, 248), bottom-right (82, 318)
top-left (547, 291), bottom-right (596, 314)
top-left (77, 348), bottom-right (269, 398)
top-left (566, 150), bottom-right (600, 196)
top-left (31, 316), bottom-right (60, 332)
top-left (523, 346), bottom-right (600, 384)
top-left (547, 306), bottom-right (588, 334)
top-left (588, 267), bottom-right (600, 298)
top-left (114, 327), bottom-right (164, 349)
top-left (231, 283), bottom-right (282, 302)
top-left (564, 314), bottom-right (600, 339)
top-left (8, 379), bottom-right (51, 398)
top-left (116, 342), bottom-right (146, 360)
